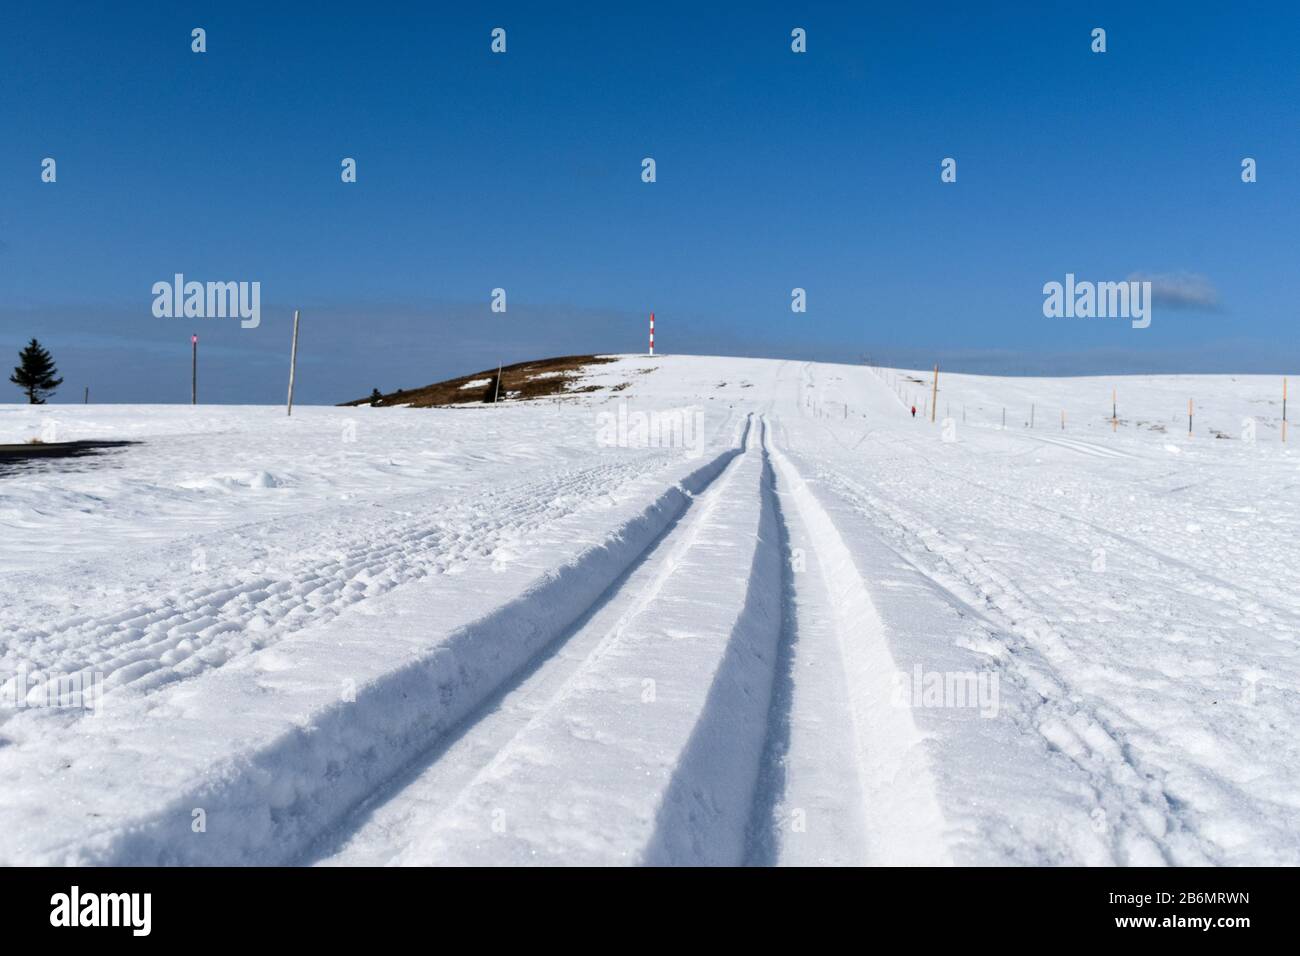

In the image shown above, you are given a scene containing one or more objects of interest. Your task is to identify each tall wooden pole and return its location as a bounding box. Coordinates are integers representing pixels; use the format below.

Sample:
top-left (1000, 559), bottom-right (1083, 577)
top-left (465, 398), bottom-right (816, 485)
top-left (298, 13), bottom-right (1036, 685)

top-left (286, 310), bottom-right (300, 416)
top-left (493, 363), bottom-right (502, 403)
top-left (930, 364), bottom-right (939, 423)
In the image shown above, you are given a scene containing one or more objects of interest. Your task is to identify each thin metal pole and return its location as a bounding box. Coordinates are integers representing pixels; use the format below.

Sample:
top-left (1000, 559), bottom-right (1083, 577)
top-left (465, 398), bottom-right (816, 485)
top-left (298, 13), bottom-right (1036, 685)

top-left (286, 310), bottom-right (301, 416)
top-left (493, 363), bottom-right (502, 403)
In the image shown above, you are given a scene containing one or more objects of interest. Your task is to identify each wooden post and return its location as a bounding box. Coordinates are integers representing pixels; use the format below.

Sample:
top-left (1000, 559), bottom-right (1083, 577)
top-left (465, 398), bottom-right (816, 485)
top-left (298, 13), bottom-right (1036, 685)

top-left (1188, 398), bottom-right (1193, 436)
top-left (83, 386), bottom-right (88, 404)
top-left (931, 364), bottom-right (939, 423)
top-left (494, 363), bottom-right (502, 404)
top-left (286, 310), bottom-right (300, 417)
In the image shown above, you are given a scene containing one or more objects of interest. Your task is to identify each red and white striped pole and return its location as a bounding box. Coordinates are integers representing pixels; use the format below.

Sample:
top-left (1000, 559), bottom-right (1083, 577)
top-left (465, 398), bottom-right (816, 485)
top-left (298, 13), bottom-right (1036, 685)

top-left (649, 312), bottom-right (655, 355)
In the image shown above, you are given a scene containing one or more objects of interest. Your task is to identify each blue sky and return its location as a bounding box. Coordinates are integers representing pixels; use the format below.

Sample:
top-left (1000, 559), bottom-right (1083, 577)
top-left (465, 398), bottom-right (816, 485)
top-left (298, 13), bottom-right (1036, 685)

top-left (3, 2), bottom-right (1297, 403)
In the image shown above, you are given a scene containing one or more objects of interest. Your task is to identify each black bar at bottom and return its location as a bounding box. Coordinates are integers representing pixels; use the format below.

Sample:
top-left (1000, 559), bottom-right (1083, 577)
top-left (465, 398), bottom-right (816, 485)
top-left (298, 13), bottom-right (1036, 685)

top-left (0, 866), bottom-right (1286, 944)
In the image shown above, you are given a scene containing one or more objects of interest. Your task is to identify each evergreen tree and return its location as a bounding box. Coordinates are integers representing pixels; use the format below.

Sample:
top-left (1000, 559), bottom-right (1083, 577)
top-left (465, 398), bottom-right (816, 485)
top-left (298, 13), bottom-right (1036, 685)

top-left (369, 388), bottom-right (383, 406)
top-left (10, 339), bottom-right (63, 404)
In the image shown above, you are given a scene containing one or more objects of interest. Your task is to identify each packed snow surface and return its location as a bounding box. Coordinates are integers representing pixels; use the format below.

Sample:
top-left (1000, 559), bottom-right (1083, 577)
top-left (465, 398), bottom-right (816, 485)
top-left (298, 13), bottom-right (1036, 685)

top-left (0, 355), bottom-right (1296, 865)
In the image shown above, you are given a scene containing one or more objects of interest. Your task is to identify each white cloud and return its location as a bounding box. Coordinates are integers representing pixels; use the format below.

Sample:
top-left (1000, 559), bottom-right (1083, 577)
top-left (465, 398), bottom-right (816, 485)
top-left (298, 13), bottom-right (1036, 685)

top-left (1127, 272), bottom-right (1220, 310)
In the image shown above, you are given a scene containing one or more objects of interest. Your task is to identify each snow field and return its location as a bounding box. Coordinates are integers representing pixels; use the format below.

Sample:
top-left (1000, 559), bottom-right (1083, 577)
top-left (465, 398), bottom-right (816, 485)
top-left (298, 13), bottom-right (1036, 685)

top-left (0, 422), bottom-right (745, 863)
top-left (369, 416), bottom-right (781, 865)
top-left (2, 355), bottom-right (1296, 866)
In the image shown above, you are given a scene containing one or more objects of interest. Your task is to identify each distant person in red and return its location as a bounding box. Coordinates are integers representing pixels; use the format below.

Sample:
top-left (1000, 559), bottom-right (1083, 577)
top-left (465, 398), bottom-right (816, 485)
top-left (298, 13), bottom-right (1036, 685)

top-left (911, 405), bottom-right (916, 418)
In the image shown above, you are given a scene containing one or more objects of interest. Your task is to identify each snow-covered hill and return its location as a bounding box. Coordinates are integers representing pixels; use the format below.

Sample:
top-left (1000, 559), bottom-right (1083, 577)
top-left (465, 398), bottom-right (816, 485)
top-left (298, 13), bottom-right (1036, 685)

top-left (1, 355), bottom-right (1296, 865)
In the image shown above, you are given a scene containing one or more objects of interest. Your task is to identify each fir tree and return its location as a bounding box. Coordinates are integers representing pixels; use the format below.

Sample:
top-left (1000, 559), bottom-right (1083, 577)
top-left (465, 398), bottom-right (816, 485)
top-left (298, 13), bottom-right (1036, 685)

top-left (10, 339), bottom-right (63, 404)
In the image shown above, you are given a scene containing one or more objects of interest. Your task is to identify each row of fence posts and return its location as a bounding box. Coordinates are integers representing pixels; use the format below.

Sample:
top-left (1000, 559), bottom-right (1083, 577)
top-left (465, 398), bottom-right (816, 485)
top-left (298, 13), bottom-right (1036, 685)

top-left (186, 340), bottom-right (1295, 438)
top-left (871, 365), bottom-right (1290, 442)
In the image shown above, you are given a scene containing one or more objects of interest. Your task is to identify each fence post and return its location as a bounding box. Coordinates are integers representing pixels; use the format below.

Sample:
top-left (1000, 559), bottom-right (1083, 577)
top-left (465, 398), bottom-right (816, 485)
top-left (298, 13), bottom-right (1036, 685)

top-left (286, 311), bottom-right (300, 416)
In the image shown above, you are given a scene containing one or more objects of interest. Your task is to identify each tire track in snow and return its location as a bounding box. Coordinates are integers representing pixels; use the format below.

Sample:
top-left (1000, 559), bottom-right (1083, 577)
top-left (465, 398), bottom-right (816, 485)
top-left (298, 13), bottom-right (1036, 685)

top-left (9, 420), bottom-right (756, 865)
top-left (307, 417), bottom-right (760, 865)
top-left (0, 455), bottom-right (690, 717)
top-left (321, 417), bottom-right (782, 866)
top-left (1027, 434), bottom-right (1135, 460)
top-left (901, 451), bottom-right (1300, 625)
top-left (804, 463), bottom-right (1206, 864)
top-left (784, 363), bottom-right (1273, 862)
top-left (750, 429), bottom-right (952, 865)
top-left (795, 397), bottom-right (1300, 634)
